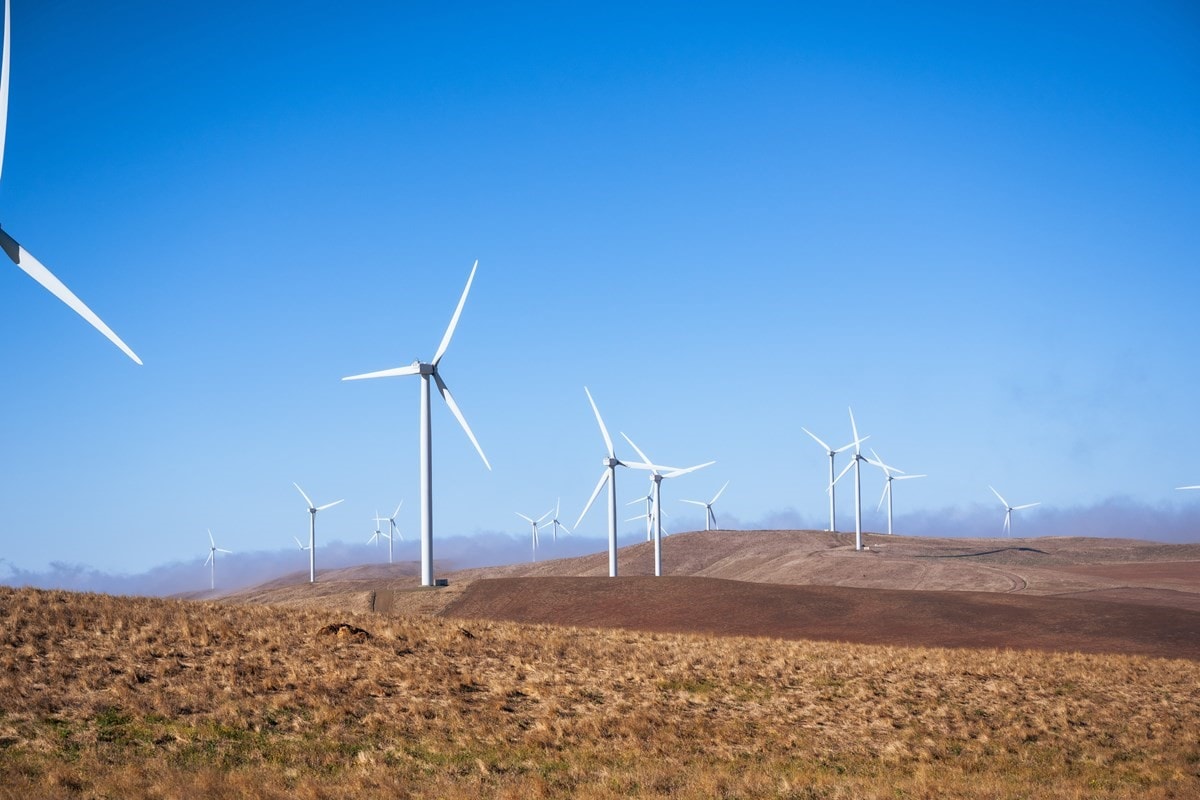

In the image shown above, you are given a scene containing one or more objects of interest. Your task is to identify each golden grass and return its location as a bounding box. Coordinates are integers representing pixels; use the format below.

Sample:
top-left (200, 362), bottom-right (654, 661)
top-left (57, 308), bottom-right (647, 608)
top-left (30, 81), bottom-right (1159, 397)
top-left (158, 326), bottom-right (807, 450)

top-left (1, 585), bottom-right (1197, 798)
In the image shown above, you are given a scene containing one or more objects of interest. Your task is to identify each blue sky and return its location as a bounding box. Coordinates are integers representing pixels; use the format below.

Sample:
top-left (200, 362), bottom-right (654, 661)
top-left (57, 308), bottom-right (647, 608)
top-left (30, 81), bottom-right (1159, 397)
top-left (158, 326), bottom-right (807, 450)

top-left (1, 2), bottom-right (1198, 590)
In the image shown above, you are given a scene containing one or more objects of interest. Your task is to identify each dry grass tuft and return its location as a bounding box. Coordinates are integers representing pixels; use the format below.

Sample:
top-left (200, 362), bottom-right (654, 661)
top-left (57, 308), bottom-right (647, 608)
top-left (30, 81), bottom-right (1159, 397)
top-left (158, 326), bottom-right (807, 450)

top-left (1, 585), bottom-right (1198, 798)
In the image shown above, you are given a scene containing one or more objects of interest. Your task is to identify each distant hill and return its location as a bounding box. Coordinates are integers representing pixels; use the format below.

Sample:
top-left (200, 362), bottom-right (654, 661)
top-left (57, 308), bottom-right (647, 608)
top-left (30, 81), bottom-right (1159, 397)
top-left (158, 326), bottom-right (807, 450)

top-left (220, 529), bottom-right (1200, 658)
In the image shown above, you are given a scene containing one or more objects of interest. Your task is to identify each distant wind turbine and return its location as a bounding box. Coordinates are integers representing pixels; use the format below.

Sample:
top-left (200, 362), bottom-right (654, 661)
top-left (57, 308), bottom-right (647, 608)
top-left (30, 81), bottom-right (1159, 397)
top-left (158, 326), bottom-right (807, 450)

top-left (292, 536), bottom-right (309, 551)
top-left (830, 408), bottom-right (870, 551)
top-left (802, 428), bottom-right (866, 532)
top-left (343, 261), bottom-right (490, 587)
top-left (868, 449), bottom-right (925, 535)
top-left (574, 387), bottom-right (659, 577)
top-left (386, 501), bottom-right (404, 562)
top-left (516, 509), bottom-right (552, 562)
top-left (989, 486), bottom-right (1039, 537)
top-left (368, 511), bottom-right (391, 561)
top-left (294, 482), bottom-right (343, 583)
top-left (622, 432), bottom-right (713, 577)
top-left (203, 530), bottom-right (231, 591)
top-left (0, 0), bottom-right (141, 365)
top-left (545, 499), bottom-right (570, 542)
top-left (680, 481), bottom-right (730, 531)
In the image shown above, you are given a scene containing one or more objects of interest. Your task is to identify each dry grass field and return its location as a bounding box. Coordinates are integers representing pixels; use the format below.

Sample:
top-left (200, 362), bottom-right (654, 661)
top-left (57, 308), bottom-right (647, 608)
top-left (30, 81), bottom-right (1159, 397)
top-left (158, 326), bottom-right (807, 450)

top-left (4, 530), bottom-right (1199, 798)
top-left (1, 585), bottom-right (1199, 799)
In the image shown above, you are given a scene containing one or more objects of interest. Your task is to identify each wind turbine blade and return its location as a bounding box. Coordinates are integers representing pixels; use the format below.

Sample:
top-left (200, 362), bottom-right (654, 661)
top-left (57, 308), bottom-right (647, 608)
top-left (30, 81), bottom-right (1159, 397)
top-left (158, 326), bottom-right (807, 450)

top-left (877, 481), bottom-right (890, 512)
top-left (0, 229), bottom-right (142, 364)
top-left (432, 259), bottom-right (478, 366)
top-left (848, 407), bottom-right (860, 453)
top-left (626, 514), bottom-right (649, 522)
top-left (620, 432), bottom-right (654, 467)
top-left (392, 501), bottom-right (403, 518)
top-left (582, 387), bottom-right (615, 458)
top-left (204, 552), bottom-right (213, 567)
top-left (216, 548), bottom-right (231, 554)
top-left (0, 0), bottom-right (9, 181)
top-left (801, 427), bottom-right (831, 452)
top-left (208, 529), bottom-right (215, 547)
top-left (293, 482), bottom-right (314, 508)
top-left (1003, 512), bottom-right (1011, 534)
top-left (433, 372), bottom-right (491, 470)
top-left (293, 537), bottom-right (304, 550)
top-left (1177, 485), bottom-right (1200, 490)
top-left (831, 459), bottom-right (854, 488)
top-left (680, 499), bottom-right (707, 507)
top-left (342, 363), bottom-right (422, 381)
top-left (989, 486), bottom-right (1009, 507)
top-left (515, 512), bottom-right (534, 523)
top-left (711, 480), bottom-right (729, 504)
top-left (895, 474), bottom-right (927, 481)
top-left (625, 496), bottom-right (646, 507)
top-left (1014, 502), bottom-right (1040, 510)
top-left (664, 461), bottom-right (714, 479)
top-left (574, 470), bottom-right (609, 530)
top-left (316, 499), bottom-right (344, 511)
top-left (537, 509), bottom-right (553, 524)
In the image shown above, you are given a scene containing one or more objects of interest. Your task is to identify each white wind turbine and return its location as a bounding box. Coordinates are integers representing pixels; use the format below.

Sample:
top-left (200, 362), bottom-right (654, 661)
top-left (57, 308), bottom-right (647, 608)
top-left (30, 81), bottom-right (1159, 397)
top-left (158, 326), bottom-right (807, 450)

top-left (574, 387), bottom-right (660, 577)
top-left (203, 530), bottom-right (231, 591)
top-left (868, 449), bottom-right (925, 536)
top-left (0, 0), bottom-right (140, 365)
top-left (385, 501), bottom-right (404, 563)
top-left (802, 427), bottom-right (866, 532)
top-left (545, 499), bottom-right (570, 542)
top-left (680, 481), bottom-right (729, 531)
top-left (626, 492), bottom-right (658, 540)
top-left (622, 433), bottom-right (713, 577)
top-left (516, 508), bottom-right (552, 562)
top-left (368, 511), bottom-right (391, 561)
top-left (830, 408), bottom-right (870, 551)
top-left (343, 261), bottom-right (490, 587)
top-left (294, 482), bottom-right (343, 583)
top-left (989, 486), bottom-right (1040, 537)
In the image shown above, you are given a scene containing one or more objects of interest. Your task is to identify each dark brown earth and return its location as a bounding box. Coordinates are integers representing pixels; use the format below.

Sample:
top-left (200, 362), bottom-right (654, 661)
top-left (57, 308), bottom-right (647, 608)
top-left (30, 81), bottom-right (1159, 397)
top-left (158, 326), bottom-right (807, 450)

top-left (440, 576), bottom-right (1200, 661)
top-left (224, 530), bottom-right (1200, 659)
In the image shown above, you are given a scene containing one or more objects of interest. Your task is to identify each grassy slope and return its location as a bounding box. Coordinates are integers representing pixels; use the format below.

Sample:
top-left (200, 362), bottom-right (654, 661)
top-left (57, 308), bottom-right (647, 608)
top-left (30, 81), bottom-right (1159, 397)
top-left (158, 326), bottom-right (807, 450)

top-left (2, 585), bottom-right (1199, 799)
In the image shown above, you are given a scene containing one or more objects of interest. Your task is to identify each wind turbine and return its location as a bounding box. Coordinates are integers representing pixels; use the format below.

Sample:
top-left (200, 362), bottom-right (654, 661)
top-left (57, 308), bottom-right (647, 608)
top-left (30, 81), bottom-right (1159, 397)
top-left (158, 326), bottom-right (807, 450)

top-left (626, 492), bottom-right (657, 540)
top-left (203, 530), bottom-right (231, 591)
top-left (1178, 485), bottom-right (1200, 491)
top-left (294, 482), bottom-right (343, 583)
top-left (516, 508), bottom-right (551, 562)
top-left (292, 536), bottom-right (309, 551)
top-left (573, 387), bottom-right (659, 577)
top-left (343, 261), bottom-right (490, 587)
top-left (989, 486), bottom-right (1040, 537)
top-left (545, 499), bottom-right (570, 542)
top-left (368, 511), bottom-right (391, 561)
top-left (680, 481), bottom-right (729, 531)
top-left (830, 408), bottom-right (870, 551)
top-left (868, 449), bottom-right (925, 536)
top-left (386, 501), bottom-right (404, 563)
top-left (622, 433), bottom-right (713, 577)
top-left (802, 427), bottom-right (866, 532)
top-left (0, 0), bottom-right (140, 365)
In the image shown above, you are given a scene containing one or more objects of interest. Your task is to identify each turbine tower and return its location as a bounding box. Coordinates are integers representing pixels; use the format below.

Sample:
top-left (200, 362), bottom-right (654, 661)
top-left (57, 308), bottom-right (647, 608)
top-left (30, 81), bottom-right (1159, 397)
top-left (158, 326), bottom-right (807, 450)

top-left (801, 428), bottom-right (865, 532)
top-left (680, 481), bottom-right (729, 531)
top-left (0, 0), bottom-right (140, 365)
top-left (294, 482), bottom-right (343, 583)
top-left (622, 433), bottom-right (713, 577)
top-left (831, 408), bottom-right (870, 551)
top-left (574, 387), bottom-right (657, 577)
top-left (343, 261), bottom-right (491, 587)
top-left (516, 509), bottom-right (551, 562)
top-left (868, 449), bottom-right (926, 535)
top-left (989, 486), bottom-right (1040, 536)
top-left (203, 530), bottom-right (231, 591)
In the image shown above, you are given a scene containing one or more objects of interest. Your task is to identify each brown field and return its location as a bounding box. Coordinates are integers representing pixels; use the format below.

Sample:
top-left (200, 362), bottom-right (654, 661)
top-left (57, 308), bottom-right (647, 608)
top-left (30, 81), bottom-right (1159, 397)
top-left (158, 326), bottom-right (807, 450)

top-left (3, 530), bottom-right (1199, 798)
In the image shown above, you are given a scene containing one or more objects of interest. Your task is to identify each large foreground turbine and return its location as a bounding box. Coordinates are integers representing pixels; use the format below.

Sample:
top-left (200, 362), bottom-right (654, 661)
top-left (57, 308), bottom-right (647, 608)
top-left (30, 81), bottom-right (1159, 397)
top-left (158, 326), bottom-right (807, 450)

top-left (343, 261), bottom-right (490, 587)
top-left (0, 0), bottom-right (140, 364)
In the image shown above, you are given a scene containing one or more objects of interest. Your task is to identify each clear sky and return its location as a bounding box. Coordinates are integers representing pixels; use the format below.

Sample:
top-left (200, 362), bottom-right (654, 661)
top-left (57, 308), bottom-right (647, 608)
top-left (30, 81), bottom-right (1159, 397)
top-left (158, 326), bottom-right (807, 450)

top-left (1, 1), bottom-right (1198, 591)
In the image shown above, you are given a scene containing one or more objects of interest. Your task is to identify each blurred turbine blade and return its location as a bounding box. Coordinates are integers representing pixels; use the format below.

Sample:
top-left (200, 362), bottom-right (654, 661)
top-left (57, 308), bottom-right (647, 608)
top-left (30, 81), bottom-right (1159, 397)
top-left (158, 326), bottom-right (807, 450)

top-left (620, 432), bottom-right (653, 468)
top-left (664, 461), bottom-right (714, 479)
top-left (293, 483), bottom-right (314, 508)
top-left (0, 229), bottom-right (142, 364)
top-left (316, 498), bottom-right (344, 511)
top-left (989, 486), bottom-right (1008, 507)
top-left (1014, 502), bottom-right (1040, 510)
top-left (711, 480), bottom-right (729, 504)
top-left (432, 259), bottom-right (478, 366)
top-left (515, 512), bottom-right (533, 523)
top-left (848, 407), bottom-right (860, 453)
top-left (434, 372), bottom-right (491, 470)
top-left (801, 427), bottom-right (831, 452)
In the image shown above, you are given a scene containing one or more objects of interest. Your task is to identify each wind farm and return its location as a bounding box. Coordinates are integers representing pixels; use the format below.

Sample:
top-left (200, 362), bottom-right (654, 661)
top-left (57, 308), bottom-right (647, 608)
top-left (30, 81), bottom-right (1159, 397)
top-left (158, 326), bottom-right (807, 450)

top-left (1, 3), bottom-right (1198, 799)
